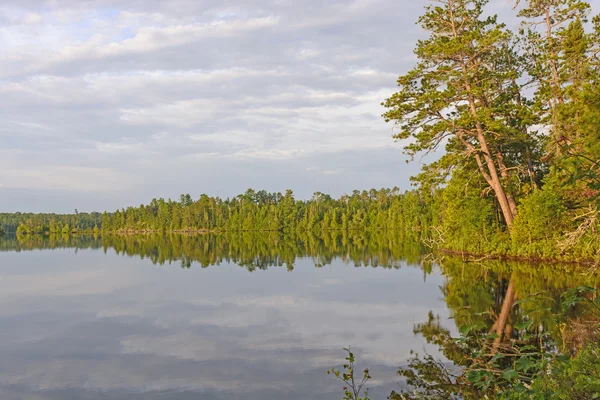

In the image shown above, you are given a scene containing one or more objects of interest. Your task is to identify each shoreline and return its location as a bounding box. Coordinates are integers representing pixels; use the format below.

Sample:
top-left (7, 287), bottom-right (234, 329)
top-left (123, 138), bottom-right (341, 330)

top-left (438, 248), bottom-right (597, 267)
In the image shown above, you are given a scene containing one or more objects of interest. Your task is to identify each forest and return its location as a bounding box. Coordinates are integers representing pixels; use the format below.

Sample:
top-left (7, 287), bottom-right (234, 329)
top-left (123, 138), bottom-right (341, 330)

top-left (99, 189), bottom-right (430, 235)
top-left (0, 212), bottom-right (102, 235)
top-left (341, 0), bottom-right (600, 398)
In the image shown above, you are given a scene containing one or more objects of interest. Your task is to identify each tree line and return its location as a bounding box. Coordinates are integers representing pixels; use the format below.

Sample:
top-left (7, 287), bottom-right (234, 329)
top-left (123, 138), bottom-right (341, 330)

top-left (0, 212), bottom-right (102, 235)
top-left (100, 189), bottom-right (430, 237)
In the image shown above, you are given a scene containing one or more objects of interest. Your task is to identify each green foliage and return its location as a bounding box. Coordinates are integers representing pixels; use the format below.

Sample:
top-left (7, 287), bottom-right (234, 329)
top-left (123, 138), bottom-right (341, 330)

top-left (383, 0), bottom-right (542, 229)
top-left (394, 276), bottom-right (600, 400)
top-left (379, 0), bottom-right (600, 263)
top-left (100, 230), bottom-right (424, 271)
top-left (100, 189), bottom-right (431, 240)
top-left (1, 212), bottom-right (102, 235)
top-left (0, 230), bottom-right (425, 271)
top-left (435, 168), bottom-right (507, 255)
top-left (328, 348), bottom-right (372, 400)
top-left (511, 184), bottom-right (569, 258)
top-left (528, 343), bottom-right (600, 399)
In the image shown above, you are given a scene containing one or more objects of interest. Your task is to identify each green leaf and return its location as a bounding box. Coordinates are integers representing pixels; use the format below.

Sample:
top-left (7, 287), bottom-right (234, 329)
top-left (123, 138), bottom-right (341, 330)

top-left (514, 320), bottom-right (534, 330)
top-left (501, 369), bottom-right (519, 381)
top-left (459, 323), bottom-right (477, 336)
top-left (491, 353), bottom-right (505, 363)
top-left (513, 382), bottom-right (527, 393)
top-left (515, 356), bottom-right (536, 373)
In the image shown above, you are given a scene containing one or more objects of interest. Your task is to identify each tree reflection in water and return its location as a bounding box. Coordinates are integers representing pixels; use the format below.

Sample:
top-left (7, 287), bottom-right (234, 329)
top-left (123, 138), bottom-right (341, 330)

top-left (2, 233), bottom-right (598, 398)
top-left (394, 258), bottom-right (599, 399)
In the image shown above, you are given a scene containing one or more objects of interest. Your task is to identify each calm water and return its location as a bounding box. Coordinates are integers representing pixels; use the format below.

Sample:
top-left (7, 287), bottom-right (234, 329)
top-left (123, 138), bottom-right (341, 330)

top-left (0, 233), bottom-right (593, 399)
top-left (0, 233), bottom-right (450, 400)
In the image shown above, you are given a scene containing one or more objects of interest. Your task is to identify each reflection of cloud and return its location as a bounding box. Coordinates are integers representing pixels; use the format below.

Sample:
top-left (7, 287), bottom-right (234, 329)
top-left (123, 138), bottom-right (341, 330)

top-left (0, 270), bottom-right (134, 298)
top-left (0, 243), bottom-right (452, 398)
top-left (323, 277), bottom-right (341, 285)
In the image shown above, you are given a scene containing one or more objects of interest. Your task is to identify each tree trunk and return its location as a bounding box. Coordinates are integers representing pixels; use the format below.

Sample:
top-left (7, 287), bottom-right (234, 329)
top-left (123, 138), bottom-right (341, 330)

top-left (451, 0), bottom-right (516, 229)
top-left (469, 98), bottom-right (516, 228)
top-left (496, 152), bottom-right (518, 216)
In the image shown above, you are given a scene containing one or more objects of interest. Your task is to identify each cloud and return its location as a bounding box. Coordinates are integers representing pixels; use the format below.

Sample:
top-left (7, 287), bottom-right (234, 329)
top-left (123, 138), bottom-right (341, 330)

top-left (0, 0), bottom-right (436, 211)
top-left (0, 162), bottom-right (134, 193)
top-left (23, 12), bottom-right (42, 24)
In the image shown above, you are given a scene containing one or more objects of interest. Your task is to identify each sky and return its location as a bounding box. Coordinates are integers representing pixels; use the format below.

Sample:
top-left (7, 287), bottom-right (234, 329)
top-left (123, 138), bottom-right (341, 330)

top-left (0, 0), bottom-right (516, 213)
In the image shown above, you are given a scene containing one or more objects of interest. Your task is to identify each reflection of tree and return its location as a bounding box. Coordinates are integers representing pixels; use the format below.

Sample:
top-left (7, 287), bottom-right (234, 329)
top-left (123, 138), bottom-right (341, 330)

top-left (101, 231), bottom-right (425, 270)
top-left (491, 277), bottom-right (516, 352)
top-left (0, 234), bottom-right (103, 252)
top-left (0, 231), bottom-right (426, 271)
top-left (396, 258), bottom-right (600, 398)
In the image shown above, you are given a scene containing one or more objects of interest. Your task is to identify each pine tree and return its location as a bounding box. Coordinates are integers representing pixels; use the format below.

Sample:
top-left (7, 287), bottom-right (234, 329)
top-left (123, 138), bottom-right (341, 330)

top-left (383, 0), bottom-right (537, 229)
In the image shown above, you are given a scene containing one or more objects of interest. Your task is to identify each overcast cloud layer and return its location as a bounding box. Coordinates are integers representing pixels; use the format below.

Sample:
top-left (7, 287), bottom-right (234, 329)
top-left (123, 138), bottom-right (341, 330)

top-left (0, 0), bottom-right (516, 212)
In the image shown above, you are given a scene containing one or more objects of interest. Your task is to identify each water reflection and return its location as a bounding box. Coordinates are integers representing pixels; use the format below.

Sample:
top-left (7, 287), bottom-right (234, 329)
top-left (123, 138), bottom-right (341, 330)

top-left (396, 258), bottom-right (599, 399)
top-left (439, 258), bottom-right (598, 352)
top-left (3, 231), bottom-right (426, 270)
top-left (0, 233), bottom-right (440, 400)
top-left (0, 234), bottom-right (596, 399)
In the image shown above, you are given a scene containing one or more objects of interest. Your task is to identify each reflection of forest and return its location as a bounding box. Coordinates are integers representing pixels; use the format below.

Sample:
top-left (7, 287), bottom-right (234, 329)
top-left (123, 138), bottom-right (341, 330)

top-left (2, 232), bottom-right (598, 397)
top-left (1, 232), bottom-right (425, 270)
top-left (396, 258), bottom-right (600, 399)
top-left (0, 233), bottom-right (103, 252)
top-left (440, 259), bottom-right (598, 353)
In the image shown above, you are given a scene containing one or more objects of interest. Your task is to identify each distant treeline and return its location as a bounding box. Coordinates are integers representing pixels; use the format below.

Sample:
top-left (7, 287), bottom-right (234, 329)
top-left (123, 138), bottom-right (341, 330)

top-left (0, 212), bottom-right (102, 235)
top-left (100, 189), bottom-right (431, 238)
top-left (3, 178), bottom-right (598, 263)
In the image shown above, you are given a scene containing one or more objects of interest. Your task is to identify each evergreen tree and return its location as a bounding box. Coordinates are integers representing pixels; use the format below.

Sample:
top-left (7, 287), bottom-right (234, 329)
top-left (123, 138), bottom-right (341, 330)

top-left (383, 0), bottom-right (539, 230)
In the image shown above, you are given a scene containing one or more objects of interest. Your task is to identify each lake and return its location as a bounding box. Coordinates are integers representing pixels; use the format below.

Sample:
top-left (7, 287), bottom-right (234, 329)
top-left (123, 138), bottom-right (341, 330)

top-left (0, 233), bottom-right (594, 399)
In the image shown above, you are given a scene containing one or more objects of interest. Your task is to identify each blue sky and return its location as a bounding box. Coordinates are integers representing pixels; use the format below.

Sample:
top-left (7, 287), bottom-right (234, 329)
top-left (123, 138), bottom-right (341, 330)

top-left (0, 0), bottom-right (516, 213)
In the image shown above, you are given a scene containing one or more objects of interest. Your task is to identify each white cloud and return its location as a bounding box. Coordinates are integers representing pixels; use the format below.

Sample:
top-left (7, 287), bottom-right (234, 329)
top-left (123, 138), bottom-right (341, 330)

top-left (0, 0), bottom-right (427, 210)
top-left (0, 164), bottom-right (134, 192)
top-left (120, 99), bottom-right (220, 127)
top-left (95, 141), bottom-right (144, 153)
top-left (96, 16), bottom-right (280, 57)
top-left (232, 148), bottom-right (306, 160)
top-left (23, 12), bottom-right (42, 24)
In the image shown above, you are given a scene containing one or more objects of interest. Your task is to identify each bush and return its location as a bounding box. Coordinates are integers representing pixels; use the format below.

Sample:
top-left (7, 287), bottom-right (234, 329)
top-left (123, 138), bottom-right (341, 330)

top-left (511, 187), bottom-right (568, 258)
